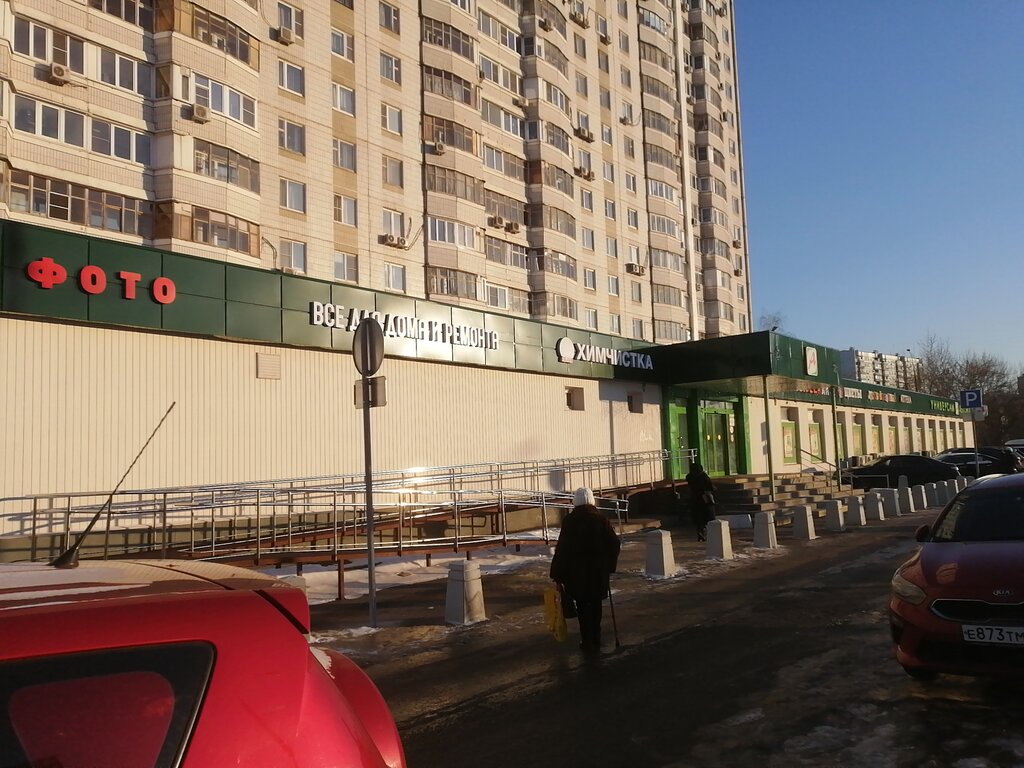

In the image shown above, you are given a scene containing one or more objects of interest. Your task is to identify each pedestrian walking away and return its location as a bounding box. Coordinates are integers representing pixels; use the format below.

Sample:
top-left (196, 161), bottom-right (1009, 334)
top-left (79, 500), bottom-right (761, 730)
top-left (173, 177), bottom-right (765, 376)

top-left (686, 462), bottom-right (717, 542)
top-left (549, 487), bottom-right (621, 654)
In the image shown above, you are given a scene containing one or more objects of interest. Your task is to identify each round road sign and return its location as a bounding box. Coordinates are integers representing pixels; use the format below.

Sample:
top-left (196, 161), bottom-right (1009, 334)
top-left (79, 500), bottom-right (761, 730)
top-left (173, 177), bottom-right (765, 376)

top-left (353, 317), bottom-right (384, 376)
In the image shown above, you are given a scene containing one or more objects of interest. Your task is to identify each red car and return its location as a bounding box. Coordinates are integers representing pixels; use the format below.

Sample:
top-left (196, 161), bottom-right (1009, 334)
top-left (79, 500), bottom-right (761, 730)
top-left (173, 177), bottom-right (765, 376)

top-left (0, 560), bottom-right (405, 768)
top-left (889, 474), bottom-right (1024, 680)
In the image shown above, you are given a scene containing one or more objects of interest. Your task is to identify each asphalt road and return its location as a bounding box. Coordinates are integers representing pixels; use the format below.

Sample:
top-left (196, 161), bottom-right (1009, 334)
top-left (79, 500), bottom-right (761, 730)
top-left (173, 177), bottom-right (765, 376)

top-left (311, 509), bottom-right (1024, 768)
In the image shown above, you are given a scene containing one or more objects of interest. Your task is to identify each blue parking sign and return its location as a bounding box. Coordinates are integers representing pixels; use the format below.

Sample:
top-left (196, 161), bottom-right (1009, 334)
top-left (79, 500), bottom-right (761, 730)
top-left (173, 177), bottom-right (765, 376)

top-left (959, 389), bottom-right (984, 409)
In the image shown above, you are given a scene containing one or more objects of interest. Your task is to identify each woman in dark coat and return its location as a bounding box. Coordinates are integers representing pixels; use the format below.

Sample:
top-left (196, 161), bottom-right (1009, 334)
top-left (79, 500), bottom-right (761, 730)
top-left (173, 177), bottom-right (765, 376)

top-left (550, 488), bottom-right (621, 653)
top-left (686, 462), bottom-right (716, 541)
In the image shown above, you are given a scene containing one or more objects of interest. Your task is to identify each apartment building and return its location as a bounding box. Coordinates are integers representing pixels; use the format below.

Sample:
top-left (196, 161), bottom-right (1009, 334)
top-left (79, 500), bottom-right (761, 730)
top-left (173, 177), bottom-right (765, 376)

top-left (840, 348), bottom-right (923, 391)
top-left (0, 0), bottom-right (748, 341)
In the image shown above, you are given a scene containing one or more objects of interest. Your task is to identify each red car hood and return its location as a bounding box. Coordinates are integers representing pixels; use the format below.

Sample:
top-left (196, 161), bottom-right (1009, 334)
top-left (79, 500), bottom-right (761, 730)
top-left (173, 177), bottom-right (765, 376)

top-left (916, 542), bottom-right (1024, 595)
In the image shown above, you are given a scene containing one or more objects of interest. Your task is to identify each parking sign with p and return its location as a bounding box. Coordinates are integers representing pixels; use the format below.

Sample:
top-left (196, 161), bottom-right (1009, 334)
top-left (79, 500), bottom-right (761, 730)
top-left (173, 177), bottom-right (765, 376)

top-left (959, 389), bottom-right (984, 409)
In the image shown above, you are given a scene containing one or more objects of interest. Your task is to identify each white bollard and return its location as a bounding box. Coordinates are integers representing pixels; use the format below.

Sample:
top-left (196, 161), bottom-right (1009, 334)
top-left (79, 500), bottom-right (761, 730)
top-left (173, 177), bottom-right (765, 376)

top-left (823, 500), bottom-right (845, 532)
top-left (897, 486), bottom-right (916, 516)
top-left (947, 479), bottom-right (962, 498)
top-left (792, 505), bottom-right (817, 540)
top-left (898, 475), bottom-right (909, 491)
top-left (957, 477), bottom-right (968, 491)
top-left (864, 492), bottom-right (885, 522)
top-left (880, 488), bottom-right (900, 518)
top-left (445, 560), bottom-right (486, 625)
top-left (846, 496), bottom-right (867, 527)
top-left (912, 484), bottom-right (928, 509)
top-left (705, 519), bottom-right (734, 560)
top-left (279, 574), bottom-right (308, 595)
top-left (925, 483), bottom-right (940, 507)
top-left (645, 529), bottom-right (677, 578)
top-left (753, 511), bottom-right (779, 549)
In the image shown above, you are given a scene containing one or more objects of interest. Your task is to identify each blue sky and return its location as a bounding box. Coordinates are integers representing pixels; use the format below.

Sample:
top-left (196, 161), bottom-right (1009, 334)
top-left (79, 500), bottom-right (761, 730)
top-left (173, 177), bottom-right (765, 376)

top-left (736, 1), bottom-right (1024, 369)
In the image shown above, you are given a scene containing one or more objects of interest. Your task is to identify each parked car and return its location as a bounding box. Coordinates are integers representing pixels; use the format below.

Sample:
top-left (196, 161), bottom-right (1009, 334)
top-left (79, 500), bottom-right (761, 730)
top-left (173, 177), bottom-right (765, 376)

top-left (841, 454), bottom-right (960, 490)
top-left (889, 473), bottom-right (1024, 680)
top-left (0, 560), bottom-right (406, 768)
top-left (936, 446), bottom-right (1022, 475)
top-left (934, 452), bottom-right (1001, 477)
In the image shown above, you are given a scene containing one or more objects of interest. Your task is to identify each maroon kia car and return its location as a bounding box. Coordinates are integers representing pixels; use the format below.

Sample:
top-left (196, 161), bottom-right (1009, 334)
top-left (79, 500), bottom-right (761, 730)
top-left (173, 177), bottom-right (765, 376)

top-left (0, 560), bottom-right (406, 767)
top-left (890, 474), bottom-right (1024, 680)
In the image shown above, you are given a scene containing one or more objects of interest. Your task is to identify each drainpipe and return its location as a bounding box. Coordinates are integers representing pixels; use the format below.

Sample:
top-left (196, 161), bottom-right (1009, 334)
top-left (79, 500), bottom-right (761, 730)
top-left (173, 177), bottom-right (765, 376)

top-left (831, 364), bottom-right (842, 491)
top-left (762, 375), bottom-right (776, 503)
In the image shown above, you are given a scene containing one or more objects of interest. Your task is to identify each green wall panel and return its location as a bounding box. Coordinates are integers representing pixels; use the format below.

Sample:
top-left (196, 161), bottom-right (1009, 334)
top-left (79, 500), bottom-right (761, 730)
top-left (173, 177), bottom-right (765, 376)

top-left (2, 266), bottom-right (89, 321)
top-left (282, 275), bottom-right (331, 311)
top-left (163, 256), bottom-right (226, 299)
top-left (283, 308), bottom-right (331, 347)
top-left (376, 293), bottom-right (416, 317)
top-left (3, 224), bottom-right (89, 271)
top-left (226, 302), bottom-right (281, 343)
top-left (89, 241), bottom-right (162, 278)
top-left (89, 287), bottom-right (162, 328)
top-left (162, 294), bottom-right (227, 335)
top-left (516, 344), bottom-right (543, 372)
top-left (226, 266), bottom-right (281, 307)
top-left (514, 319), bottom-right (543, 346)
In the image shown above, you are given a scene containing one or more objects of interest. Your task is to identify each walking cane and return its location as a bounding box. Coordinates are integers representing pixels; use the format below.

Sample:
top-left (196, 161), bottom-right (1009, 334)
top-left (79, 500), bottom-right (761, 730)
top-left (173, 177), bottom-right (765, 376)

top-left (607, 586), bottom-right (621, 649)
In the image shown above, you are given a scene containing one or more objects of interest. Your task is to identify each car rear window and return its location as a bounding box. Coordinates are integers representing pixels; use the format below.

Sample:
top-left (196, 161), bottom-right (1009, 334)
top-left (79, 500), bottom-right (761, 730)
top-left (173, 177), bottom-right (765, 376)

top-left (0, 643), bottom-right (214, 768)
top-left (931, 489), bottom-right (1024, 542)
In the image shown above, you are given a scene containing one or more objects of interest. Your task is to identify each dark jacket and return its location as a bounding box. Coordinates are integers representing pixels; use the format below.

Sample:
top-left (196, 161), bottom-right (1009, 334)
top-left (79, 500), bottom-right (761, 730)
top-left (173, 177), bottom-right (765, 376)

top-left (550, 504), bottom-right (621, 600)
top-left (686, 465), bottom-right (716, 526)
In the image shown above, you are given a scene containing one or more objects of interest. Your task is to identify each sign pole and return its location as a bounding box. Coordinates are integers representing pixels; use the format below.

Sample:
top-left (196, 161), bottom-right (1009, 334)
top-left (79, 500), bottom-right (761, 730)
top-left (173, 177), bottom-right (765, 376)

top-left (361, 373), bottom-right (377, 627)
top-left (972, 413), bottom-right (980, 480)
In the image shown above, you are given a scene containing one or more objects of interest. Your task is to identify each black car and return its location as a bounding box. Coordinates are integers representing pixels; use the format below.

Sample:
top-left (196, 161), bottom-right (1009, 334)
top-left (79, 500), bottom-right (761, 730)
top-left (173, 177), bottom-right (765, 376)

top-left (841, 454), bottom-right (960, 490)
top-left (936, 447), bottom-right (1021, 476)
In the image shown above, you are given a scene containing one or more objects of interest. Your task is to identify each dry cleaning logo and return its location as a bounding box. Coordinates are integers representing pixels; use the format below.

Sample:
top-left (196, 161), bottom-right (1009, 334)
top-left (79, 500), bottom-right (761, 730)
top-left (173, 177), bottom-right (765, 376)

top-left (555, 337), bottom-right (653, 370)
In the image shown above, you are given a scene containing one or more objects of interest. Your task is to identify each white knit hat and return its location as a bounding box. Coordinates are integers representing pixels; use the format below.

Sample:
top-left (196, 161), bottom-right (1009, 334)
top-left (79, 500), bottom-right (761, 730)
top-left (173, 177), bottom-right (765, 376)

top-left (574, 487), bottom-right (596, 507)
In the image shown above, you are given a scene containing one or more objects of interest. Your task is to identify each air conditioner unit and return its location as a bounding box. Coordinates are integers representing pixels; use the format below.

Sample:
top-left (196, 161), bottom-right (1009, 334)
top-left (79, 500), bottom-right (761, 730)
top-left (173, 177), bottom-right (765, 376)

top-left (715, 51), bottom-right (722, 60)
top-left (277, 26), bottom-right (296, 45)
top-left (433, 142), bottom-right (447, 155)
top-left (488, 215), bottom-right (506, 228)
top-left (191, 104), bottom-right (211, 123)
top-left (538, 17), bottom-right (551, 30)
top-left (598, 32), bottom-right (611, 44)
top-left (381, 233), bottom-right (398, 246)
top-left (478, 69), bottom-right (487, 81)
top-left (695, 283), bottom-right (702, 292)
top-left (584, 170), bottom-right (596, 181)
top-left (684, 64), bottom-right (692, 73)
top-left (619, 116), bottom-right (632, 125)
top-left (733, 267), bottom-right (743, 276)
top-left (626, 262), bottom-right (646, 276)
top-left (505, 221), bottom-right (521, 234)
top-left (732, 239), bottom-right (742, 248)
top-left (512, 97), bottom-right (529, 109)
top-left (569, 10), bottom-right (584, 24)
top-left (279, 266), bottom-right (300, 275)
top-left (48, 62), bottom-right (71, 84)
top-left (691, 217), bottom-right (699, 225)
top-left (685, 96), bottom-right (694, 104)
top-left (582, 129), bottom-right (594, 142)
top-left (397, 236), bottom-right (409, 248)
top-left (719, 6), bottom-right (727, 16)
top-left (573, 165), bottom-right (586, 177)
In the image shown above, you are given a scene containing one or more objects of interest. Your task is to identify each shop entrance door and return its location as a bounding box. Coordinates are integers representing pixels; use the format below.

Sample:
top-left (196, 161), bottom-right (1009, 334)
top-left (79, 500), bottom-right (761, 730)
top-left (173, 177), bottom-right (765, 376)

top-left (667, 403), bottom-right (692, 479)
top-left (702, 410), bottom-right (733, 476)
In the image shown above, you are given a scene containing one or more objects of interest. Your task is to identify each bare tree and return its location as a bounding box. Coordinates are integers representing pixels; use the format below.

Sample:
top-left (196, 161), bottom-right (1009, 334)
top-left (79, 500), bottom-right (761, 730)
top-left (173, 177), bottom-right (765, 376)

top-left (917, 333), bottom-right (959, 397)
top-left (757, 311), bottom-right (786, 333)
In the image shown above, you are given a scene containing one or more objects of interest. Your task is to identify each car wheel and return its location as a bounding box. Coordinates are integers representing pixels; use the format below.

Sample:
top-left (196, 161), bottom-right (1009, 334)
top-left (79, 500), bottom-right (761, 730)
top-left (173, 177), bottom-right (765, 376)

top-left (902, 665), bottom-right (936, 681)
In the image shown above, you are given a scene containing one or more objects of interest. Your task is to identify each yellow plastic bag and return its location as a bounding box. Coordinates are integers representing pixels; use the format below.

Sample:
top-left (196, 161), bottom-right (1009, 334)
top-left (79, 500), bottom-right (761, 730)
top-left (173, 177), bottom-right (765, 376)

top-left (544, 585), bottom-right (568, 642)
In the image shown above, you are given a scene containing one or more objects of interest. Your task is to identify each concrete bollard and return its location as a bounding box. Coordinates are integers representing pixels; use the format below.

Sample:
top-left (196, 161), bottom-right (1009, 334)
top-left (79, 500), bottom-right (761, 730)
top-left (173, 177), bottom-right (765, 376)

top-left (823, 500), bottom-right (845, 532)
top-left (897, 486), bottom-right (916, 516)
top-left (880, 488), bottom-right (900, 518)
top-left (957, 477), bottom-right (969, 491)
top-left (753, 511), bottom-right (779, 549)
top-left (279, 574), bottom-right (307, 595)
top-left (645, 529), bottom-right (677, 578)
top-left (938, 480), bottom-right (953, 504)
top-left (948, 479), bottom-right (962, 498)
top-left (705, 518), bottom-right (734, 560)
top-left (898, 475), bottom-right (909, 491)
top-left (912, 484), bottom-right (928, 509)
top-left (792, 505), bottom-right (817, 540)
top-left (445, 560), bottom-right (486, 625)
top-left (925, 483), bottom-right (940, 507)
top-left (863, 492), bottom-right (885, 522)
top-left (846, 496), bottom-right (867, 527)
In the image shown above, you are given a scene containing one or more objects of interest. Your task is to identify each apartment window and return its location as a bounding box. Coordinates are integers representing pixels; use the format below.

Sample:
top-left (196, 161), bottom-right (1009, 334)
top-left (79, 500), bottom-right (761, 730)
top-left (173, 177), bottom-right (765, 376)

top-left (581, 228), bottom-right (595, 250)
top-left (604, 199), bottom-right (616, 219)
top-left (428, 267), bottom-right (478, 299)
top-left (580, 189), bottom-right (593, 211)
top-left (100, 49), bottom-right (152, 96)
top-left (485, 282), bottom-right (509, 309)
top-left (9, 170), bottom-right (152, 237)
top-left (333, 139), bottom-right (356, 170)
top-left (379, 1), bottom-right (400, 32)
top-left (381, 155), bottom-right (403, 186)
top-left (380, 52), bottom-right (401, 83)
top-left (334, 251), bottom-right (358, 282)
top-left (605, 237), bottom-right (618, 258)
top-left (385, 263), bottom-right (406, 292)
top-left (279, 179), bottom-right (306, 212)
top-left (381, 103), bottom-right (402, 133)
top-left (610, 314), bottom-right (621, 334)
top-left (332, 83), bottom-right (355, 114)
top-left (278, 119), bottom-right (305, 153)
top-left (427, 216), bottom-right (476, 248)
top-left (618, 30), bottom-right (630, 51)
top-left (625, 173), bottom-right (637, 192)
top-left (381, 208), bottom-right (404, 236)
top-left (189, 207), bottom-right (255, 255)
top-left (597, 50), bottom-right (609, 73)
top-left (617, 0), bottom-right (628, 17)
top-left (599, 88), bottom-right (611, 109)
top-left (575, 73), bottom-right (588, 97)
top-left (584, 308), bottom-right (598, 329)
top-left (566, 387), bottom-right (585, 411)
top-left (601, 124), bottom-right (613, 144)
top-left (194, 140), bottom-right (260, 192)
top-left (13, 19), bottom-right (85, 72)
top-left (632, 318), bottom-right (645, 339)
top-left (602, 162), bottom-right (614, 182)
top-left (631, 281), bottom-right (642, 302)
top-left (277, 61), bottom-right (304, 95)
top-left (624, 137), bottom-right (635, 159)
top-left (608, 275), bottom-right (619, 296)
top-left (583, 268), bottom-right (596, 290)
top-left (88, 0), bottom-right (153, 29)
top-left (193, 75), bottom-right (255, 127)
top-left (277, 2), bottom-right (304, 37)
top-left (192, 7), bottom-right (255, 65)
top-left (15, 97), bottom-right (151, 164)
top-left (280, 239), bottom-right (306, 272)
top-left (620, 65), bottom-right (631, 88)
top-left (573, 33), bottom-right (586, 58)
top-left (333, 194), bottom-right (357, 225)
top-left (331, 29), bottom-right (355, 60)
